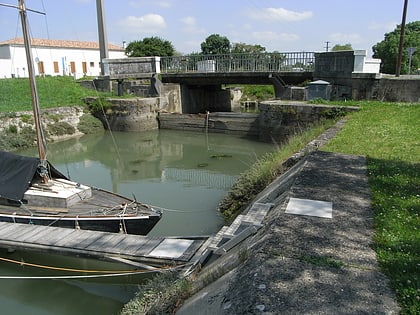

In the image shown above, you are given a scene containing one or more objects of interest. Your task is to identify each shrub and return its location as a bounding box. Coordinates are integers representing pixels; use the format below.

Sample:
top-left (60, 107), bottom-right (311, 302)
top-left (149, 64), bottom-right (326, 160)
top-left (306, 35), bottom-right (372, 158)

top-left (47, 121), bottom-right (75, 136)
top-left (77, 114), bottom-right (104, 134)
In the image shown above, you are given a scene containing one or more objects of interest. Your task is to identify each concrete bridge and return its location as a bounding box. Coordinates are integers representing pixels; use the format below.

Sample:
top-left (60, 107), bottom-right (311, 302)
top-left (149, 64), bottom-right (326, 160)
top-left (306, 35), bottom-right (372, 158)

top-left (101, 50), bottom-right (419, 113)
top-left (159, 52), bottom-right (314, 85)
top-left (158, 52), bottom-right (314, 113)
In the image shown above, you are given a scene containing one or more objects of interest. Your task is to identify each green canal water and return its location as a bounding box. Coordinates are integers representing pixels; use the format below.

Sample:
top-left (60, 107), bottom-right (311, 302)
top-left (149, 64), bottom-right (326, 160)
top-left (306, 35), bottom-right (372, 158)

top-left (0, 129), bottom-right (275, 314)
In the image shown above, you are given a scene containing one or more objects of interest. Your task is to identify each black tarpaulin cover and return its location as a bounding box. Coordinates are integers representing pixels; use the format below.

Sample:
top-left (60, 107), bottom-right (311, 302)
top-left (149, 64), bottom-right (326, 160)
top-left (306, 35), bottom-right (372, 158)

top-left (0, 150), bottom-right (67, 201)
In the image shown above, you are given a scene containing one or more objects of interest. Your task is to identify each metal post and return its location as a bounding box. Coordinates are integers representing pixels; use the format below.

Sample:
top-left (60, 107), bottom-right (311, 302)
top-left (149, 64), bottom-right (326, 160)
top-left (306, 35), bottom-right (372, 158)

top-left (96, 0), bottom-right (109, 76)
top-left (407, 47), bottom-right (416, 75)
top-left (396, 0), bottom-right (409, 77)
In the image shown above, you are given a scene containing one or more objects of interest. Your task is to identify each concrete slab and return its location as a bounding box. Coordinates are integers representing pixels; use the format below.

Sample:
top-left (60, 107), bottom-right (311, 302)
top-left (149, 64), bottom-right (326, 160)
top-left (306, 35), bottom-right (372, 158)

top-left (148, 238), bottom-right (194, 259)
top-left (285, 197), bottom-right (332, 218)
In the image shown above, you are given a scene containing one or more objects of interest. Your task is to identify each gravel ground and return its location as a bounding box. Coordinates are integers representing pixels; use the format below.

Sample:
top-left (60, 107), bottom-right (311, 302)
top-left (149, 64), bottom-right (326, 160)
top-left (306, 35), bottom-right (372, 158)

top-left (177, 150), bottom-right (400, 315)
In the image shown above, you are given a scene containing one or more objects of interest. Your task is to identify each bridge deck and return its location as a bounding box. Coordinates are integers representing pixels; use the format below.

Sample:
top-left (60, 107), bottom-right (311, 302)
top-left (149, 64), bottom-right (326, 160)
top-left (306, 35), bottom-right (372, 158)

top-left (0, 222), bottom-right (206, 267)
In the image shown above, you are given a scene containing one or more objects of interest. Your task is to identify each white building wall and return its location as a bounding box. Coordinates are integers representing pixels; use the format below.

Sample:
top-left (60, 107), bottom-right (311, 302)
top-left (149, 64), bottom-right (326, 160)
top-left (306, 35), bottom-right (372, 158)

top-left (0, 45), bottom-right (125, 79)
top-left (353, 50), bottom-right (381, 74)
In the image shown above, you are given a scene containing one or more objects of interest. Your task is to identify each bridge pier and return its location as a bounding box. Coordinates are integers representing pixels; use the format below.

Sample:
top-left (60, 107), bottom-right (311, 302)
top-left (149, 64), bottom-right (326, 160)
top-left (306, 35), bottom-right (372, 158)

top-left (268, 73), bottom-right (287, 99)
top-left (180, 84), bottom-right (231, 113)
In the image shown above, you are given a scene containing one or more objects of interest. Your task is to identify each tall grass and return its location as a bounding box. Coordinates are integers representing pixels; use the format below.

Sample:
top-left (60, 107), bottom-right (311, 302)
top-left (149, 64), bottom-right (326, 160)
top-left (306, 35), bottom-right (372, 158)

top-left (323, 101), bottom-right (419, 314)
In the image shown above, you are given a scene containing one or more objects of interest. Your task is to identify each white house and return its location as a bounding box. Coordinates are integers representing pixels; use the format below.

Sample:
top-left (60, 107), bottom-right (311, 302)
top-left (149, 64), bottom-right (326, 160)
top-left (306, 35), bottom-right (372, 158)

top-left (0, 38), bottom-right (126, 79)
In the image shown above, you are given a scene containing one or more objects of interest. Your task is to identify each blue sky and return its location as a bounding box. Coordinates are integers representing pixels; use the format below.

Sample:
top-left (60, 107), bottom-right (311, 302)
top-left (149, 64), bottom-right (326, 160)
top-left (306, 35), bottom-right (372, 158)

top-left (1, 0), bottom-right (418, 55)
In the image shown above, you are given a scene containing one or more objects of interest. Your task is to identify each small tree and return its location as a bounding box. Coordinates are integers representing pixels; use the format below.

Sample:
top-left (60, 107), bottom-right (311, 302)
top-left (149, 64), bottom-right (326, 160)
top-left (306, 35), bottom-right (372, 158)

top-left (201, 34), bottom-right (230, 55)
top-left (231, 42), bottom-right (266, 54)
top-left (332, 43), bottom-right (353, 51)
top-left (373, 21), bottom-right (420, 74)
top-left (125, 37), bottom-right (175, 57)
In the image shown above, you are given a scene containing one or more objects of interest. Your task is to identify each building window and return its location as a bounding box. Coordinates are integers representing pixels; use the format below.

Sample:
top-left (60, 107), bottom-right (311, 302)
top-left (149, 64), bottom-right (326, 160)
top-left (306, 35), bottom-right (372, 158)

top-left (53, 61), bottom-right (59, 73)
top-left (90, 62), bottom-right (95, 67)
top-left (38, 61), bottom-right (45, 74)
top-left (70, 61), bottom-right (76, 74)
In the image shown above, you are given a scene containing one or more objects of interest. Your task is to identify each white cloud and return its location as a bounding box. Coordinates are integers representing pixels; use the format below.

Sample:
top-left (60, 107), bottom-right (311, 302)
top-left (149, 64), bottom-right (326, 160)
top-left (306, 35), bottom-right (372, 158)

top-left (368, 21), bottom-right (397, 32)
top-left (180, 16), bottom-right (206, 34)
top-left (329, 33), bottom-right (363, 44)
top-left (181, 16), bottom-right (196, 27)
top-left (119, 14), bottom-right (166, 34)
top-left (251, 31), bottom-right (300, 41)
top-left (246, 8), bottom-right (313, 22)
top-left (157, 1), bottom-right (172, 8)
top-left (128, 1), bottom-right (172, 9)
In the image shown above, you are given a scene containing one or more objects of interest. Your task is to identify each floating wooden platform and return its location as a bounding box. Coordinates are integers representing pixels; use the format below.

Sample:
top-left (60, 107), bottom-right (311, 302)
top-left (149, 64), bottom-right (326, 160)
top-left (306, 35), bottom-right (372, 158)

top-left (0, 222), bottom-right (206, 268)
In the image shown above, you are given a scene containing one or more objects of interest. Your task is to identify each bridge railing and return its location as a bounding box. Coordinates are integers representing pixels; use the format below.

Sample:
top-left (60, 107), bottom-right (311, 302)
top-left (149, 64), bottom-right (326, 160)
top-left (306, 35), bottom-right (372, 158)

top-left (160, 52), bottom-right (315, 74)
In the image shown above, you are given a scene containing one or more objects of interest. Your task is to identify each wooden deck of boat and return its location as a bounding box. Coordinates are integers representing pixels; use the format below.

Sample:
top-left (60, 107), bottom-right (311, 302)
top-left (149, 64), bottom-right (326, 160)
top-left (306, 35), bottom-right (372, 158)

top-left (0, 222), bottom-right (206, 267)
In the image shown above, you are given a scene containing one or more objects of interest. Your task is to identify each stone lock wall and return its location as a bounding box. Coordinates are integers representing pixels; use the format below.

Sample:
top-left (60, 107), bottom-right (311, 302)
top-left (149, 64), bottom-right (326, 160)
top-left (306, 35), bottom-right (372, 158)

top-left (258, 101), bottom-right (358, 142)
top-left (84, 97), bottom-right (161, 132)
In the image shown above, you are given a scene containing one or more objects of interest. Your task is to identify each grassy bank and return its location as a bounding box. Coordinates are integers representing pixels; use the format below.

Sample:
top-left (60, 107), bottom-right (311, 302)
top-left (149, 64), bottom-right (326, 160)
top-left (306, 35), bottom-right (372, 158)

top-left (323, 101), bottom-right (419, 314)
top-left (0, 76), bottom-right (112, 112)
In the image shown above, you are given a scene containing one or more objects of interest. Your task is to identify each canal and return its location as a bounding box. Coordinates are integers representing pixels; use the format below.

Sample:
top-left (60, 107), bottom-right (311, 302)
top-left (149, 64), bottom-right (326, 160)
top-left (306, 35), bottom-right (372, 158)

top-left (0, 129), bottom-right (275, 314)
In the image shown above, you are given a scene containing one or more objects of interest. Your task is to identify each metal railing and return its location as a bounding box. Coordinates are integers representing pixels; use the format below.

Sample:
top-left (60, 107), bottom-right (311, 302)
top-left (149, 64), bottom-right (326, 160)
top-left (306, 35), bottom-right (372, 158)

top-left (160, 52), bottom-right (315, 74)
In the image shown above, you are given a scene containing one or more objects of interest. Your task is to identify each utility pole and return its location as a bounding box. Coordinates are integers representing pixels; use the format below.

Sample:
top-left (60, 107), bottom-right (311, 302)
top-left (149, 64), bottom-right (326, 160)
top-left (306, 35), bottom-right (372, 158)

top-left (96, 0), bottom-right (109, 76)
top-left (406, 47), bottom-right (417, 74)
top-left (396, 0), bottom-right (409, 77)
top-left (325, 41), bottom-right (330, 52)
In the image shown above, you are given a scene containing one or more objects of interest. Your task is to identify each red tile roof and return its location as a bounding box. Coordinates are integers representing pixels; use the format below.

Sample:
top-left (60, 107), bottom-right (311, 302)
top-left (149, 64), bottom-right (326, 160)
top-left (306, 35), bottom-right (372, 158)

top-left (0, 38), bottom-right (124, 51)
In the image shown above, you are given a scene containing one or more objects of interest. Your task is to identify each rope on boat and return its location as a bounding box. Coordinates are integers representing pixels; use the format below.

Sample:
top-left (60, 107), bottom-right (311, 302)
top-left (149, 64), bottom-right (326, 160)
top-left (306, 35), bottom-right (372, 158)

top-left (0, 272), bottom-right (152, 280)
top-left (151, 205), bottom-right (212, 213)
top-left (0, 256), bottom-right (190, 280)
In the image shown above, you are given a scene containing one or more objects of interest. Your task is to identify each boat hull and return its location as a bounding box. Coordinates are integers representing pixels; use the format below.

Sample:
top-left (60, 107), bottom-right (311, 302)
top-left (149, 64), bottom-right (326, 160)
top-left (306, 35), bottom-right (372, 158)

top-left (0, 213), bottom-right (161, 235)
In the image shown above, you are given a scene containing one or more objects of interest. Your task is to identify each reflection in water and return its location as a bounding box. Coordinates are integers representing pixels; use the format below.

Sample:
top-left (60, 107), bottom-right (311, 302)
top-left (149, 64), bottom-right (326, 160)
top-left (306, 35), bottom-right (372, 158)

top-left (7, 129), bottom-right (275, 314)
top-left (20, 129), bottom-right (274, 236)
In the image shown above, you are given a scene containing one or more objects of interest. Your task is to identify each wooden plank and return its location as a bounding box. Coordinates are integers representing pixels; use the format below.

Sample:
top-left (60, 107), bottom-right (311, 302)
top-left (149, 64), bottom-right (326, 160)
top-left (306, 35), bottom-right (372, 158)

top-left (117, 235), bottom-right (161, 256)
top-left (52, 229), bottom-right (98, 248)
top-left (132, 237), bottom-right (164, 256)
top-left (8, 225), bottom-right (44, 242)
top-left (0, 222), bottom-right (209, 265)
top-left (30, 206), bottom-right (68, 214)
top-left (177, 240), bottom-right (204, 261)
top-left (20, 226), bottom-right (73, 243)
top-left (86, 233), bottom-right (126, 252)
top-left (44, 228), bottom-right (80, 246)
top-left (2, 224), bottom-right (39, 241)
top-left (0, 222), bottom-right (23, 238)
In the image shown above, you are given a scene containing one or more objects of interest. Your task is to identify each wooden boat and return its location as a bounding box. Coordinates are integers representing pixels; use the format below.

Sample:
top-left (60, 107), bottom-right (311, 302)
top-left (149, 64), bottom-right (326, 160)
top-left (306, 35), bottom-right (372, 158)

top-left (0, 1), bottom-right (161, 235)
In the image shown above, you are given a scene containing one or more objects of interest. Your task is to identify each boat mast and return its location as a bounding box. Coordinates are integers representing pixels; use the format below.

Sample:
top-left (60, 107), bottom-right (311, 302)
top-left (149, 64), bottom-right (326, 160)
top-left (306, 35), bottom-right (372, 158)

top-left (18, 0), bottom-right (49, 182)
top-left (96, 0), bottom-right (109, 76)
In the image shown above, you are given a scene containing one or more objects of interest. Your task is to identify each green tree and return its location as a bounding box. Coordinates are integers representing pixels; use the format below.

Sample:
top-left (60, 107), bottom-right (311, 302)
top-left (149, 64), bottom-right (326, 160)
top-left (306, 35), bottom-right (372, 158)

top-left (201, 34), bottom-right (230, 55)
top-left (231, 42), bottom-right (266, 54)
top-left (332, 43), bottom-right (353, 51)
top-left (373, 21), bottom-right (420, 74)
top-left (125, 37), bottom-right (175, 57)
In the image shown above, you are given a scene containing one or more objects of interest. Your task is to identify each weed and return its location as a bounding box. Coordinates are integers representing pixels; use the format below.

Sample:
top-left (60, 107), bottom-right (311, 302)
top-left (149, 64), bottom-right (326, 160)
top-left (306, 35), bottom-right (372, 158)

top-left (298, 254), bottom-right (344, 268)
top-left (121, 271), bottom-right (192, 315)
top-left (77, 114), bottom-right (104, 134)
top-left (47, 122), bottom-right (76, 136)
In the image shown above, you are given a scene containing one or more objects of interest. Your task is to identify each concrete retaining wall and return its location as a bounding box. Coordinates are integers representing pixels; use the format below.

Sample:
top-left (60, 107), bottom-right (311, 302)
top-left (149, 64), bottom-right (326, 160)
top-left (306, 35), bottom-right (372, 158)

top-left (258, 102), bottom-right (358, 142)
top-left (158, 112), bottom-right (260, 137)
top-left (376, 76), bottom-right (420, 102)
top-left (84, 97), bottom-right (161, 131)
top-left (158, 103), bottom-right (359, 142)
